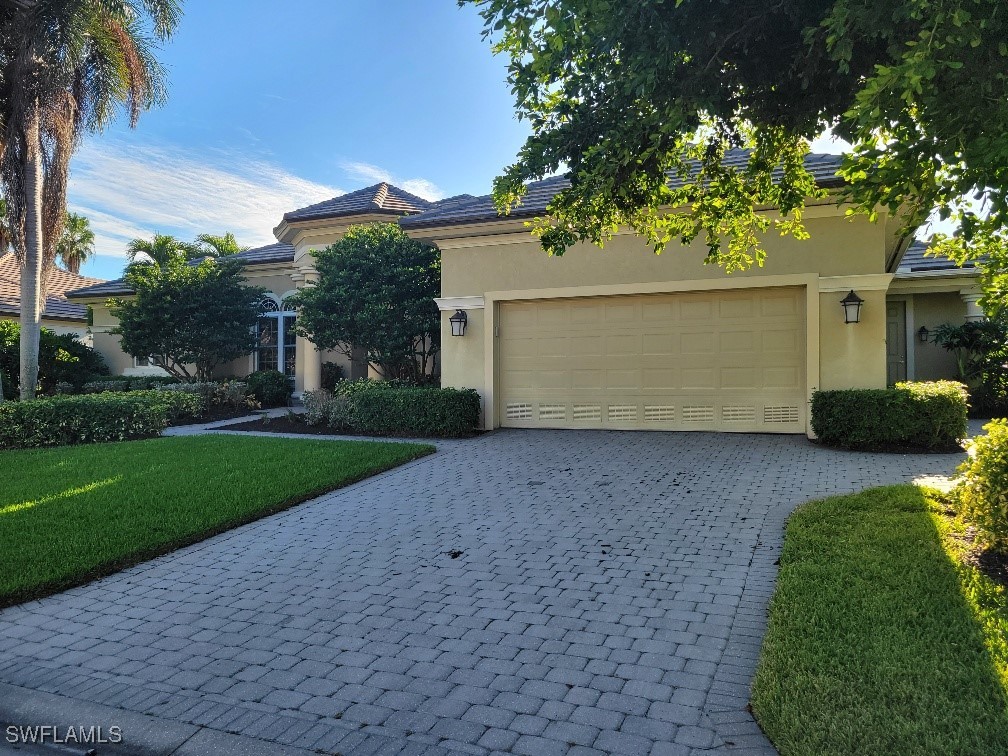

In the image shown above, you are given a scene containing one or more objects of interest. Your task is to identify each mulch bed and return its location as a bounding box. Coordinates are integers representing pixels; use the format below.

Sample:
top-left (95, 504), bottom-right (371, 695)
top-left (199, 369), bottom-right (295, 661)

top-left (219, 415), bottom-right (346, 436)
top-left (218, 415), bottom-right (481, 440)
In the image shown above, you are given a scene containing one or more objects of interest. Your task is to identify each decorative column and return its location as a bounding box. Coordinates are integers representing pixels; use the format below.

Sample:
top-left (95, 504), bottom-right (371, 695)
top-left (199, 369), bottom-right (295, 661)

top-left (293, 267), bottom-right (323, 395)
top-left (960, 289), bottom-right (985, 322)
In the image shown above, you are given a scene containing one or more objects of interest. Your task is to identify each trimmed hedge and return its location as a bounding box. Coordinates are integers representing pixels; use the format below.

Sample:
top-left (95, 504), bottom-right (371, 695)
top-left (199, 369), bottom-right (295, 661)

top-left (0, 391), bottom-right (205, 449)
top-left (810, 380), bottom-right (968, 451)
top-left (83, 375), bottom-right (180, 393)
top-left (957, 419), bottom-right (1008, 550)
top-left (304, 381), bottom-right (481, 437)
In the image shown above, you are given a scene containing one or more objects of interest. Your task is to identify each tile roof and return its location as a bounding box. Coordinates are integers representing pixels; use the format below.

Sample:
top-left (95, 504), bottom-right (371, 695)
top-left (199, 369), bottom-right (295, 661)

top-left (401, 150), bottom-right (846, 229)
top-left (64, 243), bottom-right (297, 300)
top-left (0, 253), bottom-right (104, 322)
top-left (895, 239), bottom-right (978, 275)
top-left (283, 183), bottom-right (434, 223)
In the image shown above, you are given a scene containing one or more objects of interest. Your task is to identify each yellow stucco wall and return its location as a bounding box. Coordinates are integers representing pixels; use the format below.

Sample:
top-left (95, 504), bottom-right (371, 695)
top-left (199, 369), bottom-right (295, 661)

top-left (817, 288), bottom-right (888, 390)
top-left (913, 292), bottom-right (966, 381)
top-left (439, 213), bottom-right (886, 297)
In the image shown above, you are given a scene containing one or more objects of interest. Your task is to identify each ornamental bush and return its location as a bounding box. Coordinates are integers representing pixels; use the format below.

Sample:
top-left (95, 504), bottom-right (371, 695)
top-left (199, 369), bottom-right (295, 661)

top-left (0, 321), bottom-right (109, 398)
top-left (303, 381), bottom-right (481, 437)
top-left (957, 420), bottom-right (1008, 550)
top-left (82, 375), bottom-right (180, 393)
top-left (810, 381), bottom-right (968, 451)
top-left (245, 370), bottom-right (292, 407)
top-left (157, 380), bottom-right (256, 411)
top-left (0, 391), bottom-right (204, 449)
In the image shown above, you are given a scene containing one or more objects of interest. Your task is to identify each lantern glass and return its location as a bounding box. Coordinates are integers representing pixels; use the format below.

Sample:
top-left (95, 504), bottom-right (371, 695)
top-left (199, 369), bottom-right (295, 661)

top-left (449, 309), bottom-right (468, 337)
top-left (840, 290), bottom-right (864, 324)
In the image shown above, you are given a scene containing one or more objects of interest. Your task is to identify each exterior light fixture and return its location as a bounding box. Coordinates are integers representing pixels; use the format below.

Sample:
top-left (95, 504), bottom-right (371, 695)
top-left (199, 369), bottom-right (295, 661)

top-left (840, 290), bottom-right (864, 324)
top-left (918, 326), bottom-right (930, 343)
top-left (449, 309), bottom-right (468, 337)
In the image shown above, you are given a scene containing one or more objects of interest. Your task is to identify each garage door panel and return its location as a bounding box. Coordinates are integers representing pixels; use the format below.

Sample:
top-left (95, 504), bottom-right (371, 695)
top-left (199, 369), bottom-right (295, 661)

top-left (499, 288), bottom-right (805, 432)
top-left (681, 333), bottom-right (716, 354)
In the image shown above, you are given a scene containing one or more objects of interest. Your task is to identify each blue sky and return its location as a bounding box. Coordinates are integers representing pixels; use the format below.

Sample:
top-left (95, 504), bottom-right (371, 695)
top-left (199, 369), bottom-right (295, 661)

top-left (70, 1), bottom-right (532, 280)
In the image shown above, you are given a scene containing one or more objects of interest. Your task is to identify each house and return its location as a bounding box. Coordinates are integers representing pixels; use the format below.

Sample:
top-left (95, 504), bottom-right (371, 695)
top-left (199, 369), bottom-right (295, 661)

top-left (0, 252), bottom-right (103, 343)
top-left (66, 151), bottom-right (983, 436)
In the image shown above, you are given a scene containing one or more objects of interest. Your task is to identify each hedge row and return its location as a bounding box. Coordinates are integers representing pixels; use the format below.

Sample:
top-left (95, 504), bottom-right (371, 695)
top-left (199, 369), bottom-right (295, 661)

top-left (304, 381), bottom-right (481, 437)
top-left (811, 380), bottom-right (968, 451)
top-left (0, 391), bottom-right (206, 449)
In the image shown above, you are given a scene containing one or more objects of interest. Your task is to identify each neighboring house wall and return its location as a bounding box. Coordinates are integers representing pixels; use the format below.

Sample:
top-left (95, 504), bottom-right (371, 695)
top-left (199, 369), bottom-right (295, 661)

top-left (0, 314), bottom-right (90, 343)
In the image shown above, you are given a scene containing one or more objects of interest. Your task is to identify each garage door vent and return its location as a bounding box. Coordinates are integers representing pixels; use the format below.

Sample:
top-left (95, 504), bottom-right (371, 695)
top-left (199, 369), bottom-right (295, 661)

top-left (644, 405), bottom-right (675, 422)
top-left (764, 405), bottom-right (800, 424)
top-left (683, 405), bottom-right (715, 423)
top-left (505, 402), bottom-right (533, 421)
top-left (573, 404), bottom-right (602, 421)
top-left (539, 404), bottom-right (567, 421)
top-left (608, 405), bottom-right (637, 422)
top-left (723, 406), bottom-right (756, 423)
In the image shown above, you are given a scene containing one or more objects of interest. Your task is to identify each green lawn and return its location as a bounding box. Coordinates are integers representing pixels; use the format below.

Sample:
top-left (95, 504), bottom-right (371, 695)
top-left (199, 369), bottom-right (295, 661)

top-left (752, 485), bottom-right (1008, 756)
top-left (0, 435), bottom-right (432, 607)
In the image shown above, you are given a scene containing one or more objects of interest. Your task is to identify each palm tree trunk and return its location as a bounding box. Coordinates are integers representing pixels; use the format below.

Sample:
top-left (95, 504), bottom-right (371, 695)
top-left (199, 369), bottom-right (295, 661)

top-left (19, 104), bottom-right (43, 400)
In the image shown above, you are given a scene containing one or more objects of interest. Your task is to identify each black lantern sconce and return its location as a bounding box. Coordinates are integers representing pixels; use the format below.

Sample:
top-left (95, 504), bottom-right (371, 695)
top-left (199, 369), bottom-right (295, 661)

top-left (841, 290), bottom-right (864, 324)
top-left (449, 309), bottom-right (468, 337)
top-left (918, 326), bottom-right (930, 343)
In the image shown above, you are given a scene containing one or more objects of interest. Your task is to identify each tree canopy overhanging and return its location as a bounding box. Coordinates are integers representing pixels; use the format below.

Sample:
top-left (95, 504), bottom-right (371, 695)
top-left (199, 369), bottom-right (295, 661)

top-left (464, 0), bottom-right (1008, 271)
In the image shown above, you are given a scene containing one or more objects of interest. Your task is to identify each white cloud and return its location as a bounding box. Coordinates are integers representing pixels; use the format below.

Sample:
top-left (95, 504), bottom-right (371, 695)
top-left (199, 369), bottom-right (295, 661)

top-left (67, 140), bottom-right (343, 258)
top-left (341, 160), bottom-right (444, 201)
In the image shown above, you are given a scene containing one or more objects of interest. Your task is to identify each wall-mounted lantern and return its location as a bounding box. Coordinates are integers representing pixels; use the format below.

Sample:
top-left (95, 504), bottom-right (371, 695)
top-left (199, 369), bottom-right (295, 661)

top-left (918, 326), bottom-right (930, 343)
top-left (841, 290), bottom-right (864, 324)
top-left (449, 309), bottom-right (468, 337)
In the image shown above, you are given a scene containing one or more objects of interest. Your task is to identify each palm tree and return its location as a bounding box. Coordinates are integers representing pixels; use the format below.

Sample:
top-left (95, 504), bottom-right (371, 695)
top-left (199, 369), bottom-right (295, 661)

top-left (194, 232), bottom-right (248, 257)
top-left (56, 212), bottom-right (94, 274)
top-left (0, 196), bottom-right (10, 255)
top-left (126, 233), bottom-right (195, 269)
top-left (0, 1), bottom-right (181, 399)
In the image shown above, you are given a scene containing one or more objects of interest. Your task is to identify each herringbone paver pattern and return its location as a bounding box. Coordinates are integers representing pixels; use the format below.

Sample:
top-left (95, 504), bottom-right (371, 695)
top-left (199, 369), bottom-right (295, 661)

top-left (0, 430), bottom-right (961, 754)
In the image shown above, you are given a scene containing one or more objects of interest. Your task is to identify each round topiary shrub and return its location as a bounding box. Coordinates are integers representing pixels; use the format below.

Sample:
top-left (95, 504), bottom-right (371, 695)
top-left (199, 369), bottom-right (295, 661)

top-left (245, 370), bottom-right (292, 407)
top-left (957, 419), bottom-right (1008, 551)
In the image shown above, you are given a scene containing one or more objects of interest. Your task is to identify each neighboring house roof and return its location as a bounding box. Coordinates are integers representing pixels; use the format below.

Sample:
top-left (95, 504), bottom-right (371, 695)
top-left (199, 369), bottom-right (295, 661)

top-left (895, 239), bottom-right (979, 276)
top-left (0, 252), bottom-right (104, 322)
top-left (283, 182), bottom-right (434, 223)
top-left (64, 242), bottom-right (297, 301)
top-left (400, 150), bottom-right (846, 229)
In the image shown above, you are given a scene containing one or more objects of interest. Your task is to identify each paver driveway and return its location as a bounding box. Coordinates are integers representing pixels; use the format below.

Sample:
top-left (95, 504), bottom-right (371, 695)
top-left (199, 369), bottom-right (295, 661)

top-left (0, 430), bottom-right (961, 755)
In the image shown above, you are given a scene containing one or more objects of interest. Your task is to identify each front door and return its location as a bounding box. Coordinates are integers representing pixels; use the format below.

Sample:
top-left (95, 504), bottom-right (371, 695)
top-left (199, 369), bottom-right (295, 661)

top-left (886, 300), bottom-right (907, 385)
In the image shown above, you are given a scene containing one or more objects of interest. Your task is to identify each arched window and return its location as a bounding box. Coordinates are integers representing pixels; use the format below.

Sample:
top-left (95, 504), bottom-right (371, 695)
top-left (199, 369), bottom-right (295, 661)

top-left (256, 296), bottom-right (297, 375)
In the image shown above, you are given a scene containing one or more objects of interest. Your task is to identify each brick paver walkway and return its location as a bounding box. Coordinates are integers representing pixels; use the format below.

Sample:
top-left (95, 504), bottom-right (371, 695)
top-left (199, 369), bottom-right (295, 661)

top-left (0, 430), bottom-right (962, 755)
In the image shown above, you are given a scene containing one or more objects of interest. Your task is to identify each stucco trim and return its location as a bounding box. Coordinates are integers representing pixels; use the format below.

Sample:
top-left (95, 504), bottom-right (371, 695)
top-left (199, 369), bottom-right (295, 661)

top-left (480, 273), bottom-right (820, 436)
top-left (434, 296), bottom-right (485, 311)
top-left (819, 274), bottom-right (894, 293)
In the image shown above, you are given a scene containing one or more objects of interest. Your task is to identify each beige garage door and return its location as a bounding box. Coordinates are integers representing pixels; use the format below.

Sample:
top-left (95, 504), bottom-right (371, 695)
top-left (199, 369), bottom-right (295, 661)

top-left (498, 287), bottom-right (806, 433)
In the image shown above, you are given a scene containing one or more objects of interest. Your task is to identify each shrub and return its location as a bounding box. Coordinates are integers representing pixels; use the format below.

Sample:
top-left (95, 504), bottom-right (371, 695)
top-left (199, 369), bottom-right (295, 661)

top-left (810, 380), bottom-right (968, 451)
top-left (157, 380), bottom-right (256, 411)
top-left (82, 375), bottom-right (180, 393)
top-left (303, 381), bottom-right (481, 437)
top-left (246, 370), bottom-right (292, 407)
top-left (321, 361), bottom-right (345, 391)
top-left (957, 419), bottom-right (1008, 550)
top-left (0, 391), bottom-right (205, 449)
